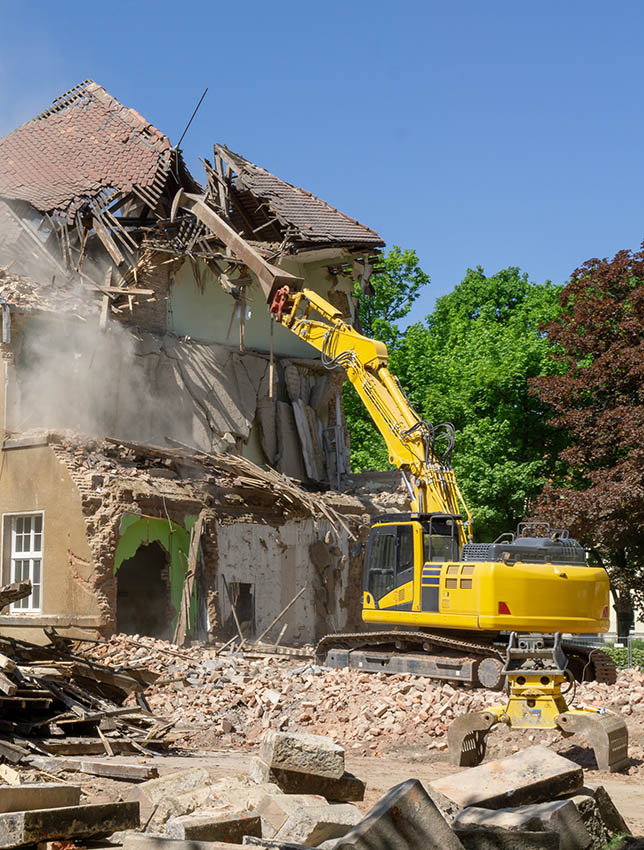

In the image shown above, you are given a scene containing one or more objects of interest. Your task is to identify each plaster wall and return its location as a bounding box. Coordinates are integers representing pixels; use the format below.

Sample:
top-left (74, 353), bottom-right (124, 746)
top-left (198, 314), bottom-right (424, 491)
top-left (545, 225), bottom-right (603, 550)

top-left (168, 257), bottom-right (355, 356)
top-left (0, 443), bottom-right (102, 641)
top-left (215, 517), bottom-right (352, 645)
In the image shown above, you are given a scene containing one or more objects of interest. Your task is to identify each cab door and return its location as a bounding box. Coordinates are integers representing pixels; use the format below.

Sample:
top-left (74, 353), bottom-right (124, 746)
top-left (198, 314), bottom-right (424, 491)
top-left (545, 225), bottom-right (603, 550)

top-left (365, 524), bottom-right (415, 610)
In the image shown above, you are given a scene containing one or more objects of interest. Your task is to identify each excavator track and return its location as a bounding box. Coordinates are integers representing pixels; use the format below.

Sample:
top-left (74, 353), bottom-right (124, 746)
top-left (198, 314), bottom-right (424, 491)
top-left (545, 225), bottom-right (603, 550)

top-left (561, 640), bottom-right (618, 685)
top-left (316, 631), bottom-right (617, 689)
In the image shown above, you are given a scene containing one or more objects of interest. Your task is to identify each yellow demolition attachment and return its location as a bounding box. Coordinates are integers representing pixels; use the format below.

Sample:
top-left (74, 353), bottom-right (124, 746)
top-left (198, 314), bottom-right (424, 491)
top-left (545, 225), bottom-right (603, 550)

top-left (448, 633), bottom-right (629, 771)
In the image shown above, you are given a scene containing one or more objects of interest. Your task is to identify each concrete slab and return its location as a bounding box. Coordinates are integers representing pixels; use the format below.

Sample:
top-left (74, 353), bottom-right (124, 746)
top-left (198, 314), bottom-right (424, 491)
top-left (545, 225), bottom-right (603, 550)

top-left (456, 829), bottom-right (559, 850)
top-left (257, 794), bottom-right (327, 838)
top-left (0, 802), bottom-right (139, 848)
top-left (260, 732), bottom-right (344, 781)
top-left (430, 746), bottom-right (583, 811)
top-left (454, 800), bottom-right (592, 850)
top-left (334, 778), bottom-right (464, 850)
top-left (274, 803), bottom-right (362, 845)
top-left (125, 767), bottom-right (215, 821)
top-left (0, 784), bottom-right (80, 813)
top-left (250, 758), bottom-right (364, 802)
top-left (166, 810), bottom-right (262, 843)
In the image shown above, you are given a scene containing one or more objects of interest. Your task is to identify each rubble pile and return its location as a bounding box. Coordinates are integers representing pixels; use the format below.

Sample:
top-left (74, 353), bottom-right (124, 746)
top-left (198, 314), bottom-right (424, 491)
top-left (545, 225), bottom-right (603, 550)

top-left (84, 635), bottom-right (644, 755)
top-left (12, 732), bottom-right (634, 850)
top-left (0, 614), bottom-right (172, 764)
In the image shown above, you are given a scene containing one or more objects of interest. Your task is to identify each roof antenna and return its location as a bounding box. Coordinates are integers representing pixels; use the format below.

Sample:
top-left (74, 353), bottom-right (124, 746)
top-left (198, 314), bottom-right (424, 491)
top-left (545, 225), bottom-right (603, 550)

top-left (176, 87), bottom-right (208, 150)
top-left (171, 87), bottom-right (208, 184)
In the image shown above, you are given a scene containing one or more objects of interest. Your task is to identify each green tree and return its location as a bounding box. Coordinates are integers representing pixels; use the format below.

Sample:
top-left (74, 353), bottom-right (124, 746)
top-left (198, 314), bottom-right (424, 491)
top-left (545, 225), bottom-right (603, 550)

top-left (530, 244), bottom-right (644, 637)
top-left (355, 246), bottom-right (429, 343)
top-left (346, 264), bottom-right (563, 543)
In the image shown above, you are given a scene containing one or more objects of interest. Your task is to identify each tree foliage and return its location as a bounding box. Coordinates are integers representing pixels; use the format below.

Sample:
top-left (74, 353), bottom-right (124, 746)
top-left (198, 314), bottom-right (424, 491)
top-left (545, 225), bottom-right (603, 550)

top-left (394, 268), bottom-right (563, 541)
top-left (355, 246), bottom-right (429, 343)
top-left (345, 260), bottom-right (563, 542)
top-left (530, 244), bottom-right (644, 633)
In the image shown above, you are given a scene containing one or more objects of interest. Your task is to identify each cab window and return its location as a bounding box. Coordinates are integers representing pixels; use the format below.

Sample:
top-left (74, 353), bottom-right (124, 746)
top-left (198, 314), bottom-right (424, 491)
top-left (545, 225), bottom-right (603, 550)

top-left (423, 532), bottom-right (456, 563)
top-left (398, 525), bottom-right (414, 575)
top-left (367, 529), bottom-right (396, 601)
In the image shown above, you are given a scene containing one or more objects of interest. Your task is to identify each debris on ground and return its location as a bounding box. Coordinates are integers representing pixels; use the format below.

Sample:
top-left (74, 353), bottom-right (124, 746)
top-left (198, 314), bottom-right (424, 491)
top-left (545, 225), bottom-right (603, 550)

top-left (82, 634), bottom-right (644, 763)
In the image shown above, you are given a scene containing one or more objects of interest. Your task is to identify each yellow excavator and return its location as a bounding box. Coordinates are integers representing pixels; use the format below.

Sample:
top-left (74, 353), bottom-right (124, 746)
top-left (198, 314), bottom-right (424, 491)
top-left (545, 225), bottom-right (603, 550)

top-left (171, 190), bottom-right (629, 771)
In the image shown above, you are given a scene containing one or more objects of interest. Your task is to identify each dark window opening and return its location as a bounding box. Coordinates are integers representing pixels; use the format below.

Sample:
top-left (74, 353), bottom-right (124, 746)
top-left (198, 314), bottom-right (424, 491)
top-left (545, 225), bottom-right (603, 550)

top-left (226, 581), bottom-right (255, 639)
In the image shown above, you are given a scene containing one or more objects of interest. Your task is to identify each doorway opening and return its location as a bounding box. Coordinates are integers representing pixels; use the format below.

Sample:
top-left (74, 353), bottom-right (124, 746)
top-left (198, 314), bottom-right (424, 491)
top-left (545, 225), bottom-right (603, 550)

top-left (226, 581), bottom-right (255, 639)
top-left (116, 541), bottom-right (172, 638)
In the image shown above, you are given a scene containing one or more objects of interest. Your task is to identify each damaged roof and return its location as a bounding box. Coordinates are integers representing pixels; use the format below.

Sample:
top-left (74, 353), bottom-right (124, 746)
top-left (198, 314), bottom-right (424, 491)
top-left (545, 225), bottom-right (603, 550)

top-left (0, 79), bottom-right (195, 221)
top-left (216, 145), bottom-right (384, 252)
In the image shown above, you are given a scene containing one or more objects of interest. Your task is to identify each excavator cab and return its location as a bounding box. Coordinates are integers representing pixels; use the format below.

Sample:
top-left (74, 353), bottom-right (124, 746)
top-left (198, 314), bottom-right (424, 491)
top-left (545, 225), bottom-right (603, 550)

top-left (363, 513), bottom-right (460, 614)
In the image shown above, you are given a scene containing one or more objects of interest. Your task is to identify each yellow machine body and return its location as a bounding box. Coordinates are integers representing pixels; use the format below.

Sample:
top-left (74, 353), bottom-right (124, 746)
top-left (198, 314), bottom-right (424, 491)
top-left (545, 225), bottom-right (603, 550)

top-left (361, 519), bottom-right (610, 635)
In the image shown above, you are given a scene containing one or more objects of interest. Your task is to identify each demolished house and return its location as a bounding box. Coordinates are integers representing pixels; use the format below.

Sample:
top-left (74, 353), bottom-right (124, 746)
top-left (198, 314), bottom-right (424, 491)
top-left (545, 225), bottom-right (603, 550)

top-left (0, 79), bottom-right (391, 646)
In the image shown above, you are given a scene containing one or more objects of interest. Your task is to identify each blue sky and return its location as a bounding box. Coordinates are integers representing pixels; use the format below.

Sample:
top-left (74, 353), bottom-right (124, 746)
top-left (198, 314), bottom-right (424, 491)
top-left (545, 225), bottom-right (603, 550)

top-left (1, 1), bottom-right (643, 322)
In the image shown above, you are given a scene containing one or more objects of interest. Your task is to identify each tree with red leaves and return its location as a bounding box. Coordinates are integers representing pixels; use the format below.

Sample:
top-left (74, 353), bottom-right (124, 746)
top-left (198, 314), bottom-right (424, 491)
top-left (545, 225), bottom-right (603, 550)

top-left (531, 245), bottom-right (644, 639)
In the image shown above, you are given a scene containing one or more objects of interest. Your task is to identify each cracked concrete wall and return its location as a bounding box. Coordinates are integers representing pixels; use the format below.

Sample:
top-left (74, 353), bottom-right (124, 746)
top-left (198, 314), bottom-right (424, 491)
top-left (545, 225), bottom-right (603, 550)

top-left (214, 517), bottom-right (353, 644)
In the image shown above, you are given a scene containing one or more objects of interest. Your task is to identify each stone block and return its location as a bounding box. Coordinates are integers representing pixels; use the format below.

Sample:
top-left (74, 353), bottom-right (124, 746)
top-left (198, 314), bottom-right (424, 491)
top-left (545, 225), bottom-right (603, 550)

top-left (149, 777), bottom-right (280, 831)
top-left (166, 810), bottom-right (262, 843)
top-left (257, 794), bottom-right (327, 838)
top-left (0, 801), bottom-right (139, 848)
top-left (250, 758), bottom-right (364, 802)
top-left (260, 732), bottom-right (345, 780)
top-left (126, 767), bottom-right (215, 821)
top-left (274, 803), bottom-right (362, 846)
top-left (454, 800), bottom-right (592, 850)
top-left (430, 746), bottom-right (583, 811)
top-left (334, 778), bottom-right (464, 850)
top-left (0, 783), bottom-right (81, 813)
top-left (456, 829), bottom-right (559, 850)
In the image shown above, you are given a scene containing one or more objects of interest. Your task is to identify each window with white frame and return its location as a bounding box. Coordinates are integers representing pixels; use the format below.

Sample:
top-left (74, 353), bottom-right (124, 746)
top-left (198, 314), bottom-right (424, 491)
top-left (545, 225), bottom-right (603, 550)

top-left (9, 514), bottom-right (43, 611)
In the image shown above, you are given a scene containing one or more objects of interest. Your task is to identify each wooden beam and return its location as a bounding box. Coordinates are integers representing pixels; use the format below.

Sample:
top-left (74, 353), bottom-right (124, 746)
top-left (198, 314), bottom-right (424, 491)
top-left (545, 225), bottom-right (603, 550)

top-left (92, 216), bottom-right (125, 266)
top-left (171, 190), bottom-right (302, 303)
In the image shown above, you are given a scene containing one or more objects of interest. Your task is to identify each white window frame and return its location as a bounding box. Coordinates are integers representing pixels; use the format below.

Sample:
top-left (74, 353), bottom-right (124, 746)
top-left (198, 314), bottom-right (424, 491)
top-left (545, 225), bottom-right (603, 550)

top-left (2, 512), bottom-right (44, 613)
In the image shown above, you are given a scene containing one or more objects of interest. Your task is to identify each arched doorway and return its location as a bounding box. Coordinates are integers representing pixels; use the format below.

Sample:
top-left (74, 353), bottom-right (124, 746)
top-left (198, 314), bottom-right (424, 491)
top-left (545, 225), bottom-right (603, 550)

top-left (116, 541), bottom-right (172, 638)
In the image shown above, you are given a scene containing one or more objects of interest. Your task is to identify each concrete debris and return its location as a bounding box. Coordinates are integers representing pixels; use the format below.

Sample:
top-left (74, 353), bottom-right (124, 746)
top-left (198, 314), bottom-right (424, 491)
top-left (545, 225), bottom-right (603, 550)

top-left (0, 801), bottom-right (139, 848)
top-left (125, 767), bottom-right (218, 822)
top-left (166, 810), bottom-right (262, 842)
top-left (334, 778), bottom-right (465, 850)
top-left (0, 783), bottom-right (80, 813)
top-left (81, 634), bottom-right (644, 759)
top-left (257, 794), bottom-right (328, 838)
top-left (273, 802), bottom-right (362, 845)
top-left (455, 829), bottom-right (559, 850)
top-left (259, 732), bottom-right (345, 780)
top-left (429, 746), bottom-right (584, 812)
top-left (249, 759), bottom-right (365, 803)
top-left (453, 800), bottom-right (592, 850)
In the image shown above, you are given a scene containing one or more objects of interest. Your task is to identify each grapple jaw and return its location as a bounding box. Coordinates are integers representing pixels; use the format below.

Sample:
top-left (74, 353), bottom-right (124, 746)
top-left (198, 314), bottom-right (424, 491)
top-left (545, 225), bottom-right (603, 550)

top-left (447, 632), bottom-right (629, 771)
top-left (555, 709), bottom-right (629, 772)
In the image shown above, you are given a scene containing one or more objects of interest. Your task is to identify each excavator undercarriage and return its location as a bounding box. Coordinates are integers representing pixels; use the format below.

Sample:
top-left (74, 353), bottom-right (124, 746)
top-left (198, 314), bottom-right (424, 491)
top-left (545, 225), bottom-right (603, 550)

top-left (316, 630), bottom-right (617, 689)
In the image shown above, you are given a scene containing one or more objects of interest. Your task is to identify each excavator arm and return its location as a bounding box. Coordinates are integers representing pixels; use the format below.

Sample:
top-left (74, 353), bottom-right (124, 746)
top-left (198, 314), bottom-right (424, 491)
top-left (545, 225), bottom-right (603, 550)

top-left (269, 285), bottom-right (472, 541)
top-left (171, 189), bottom-right (472, 542)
